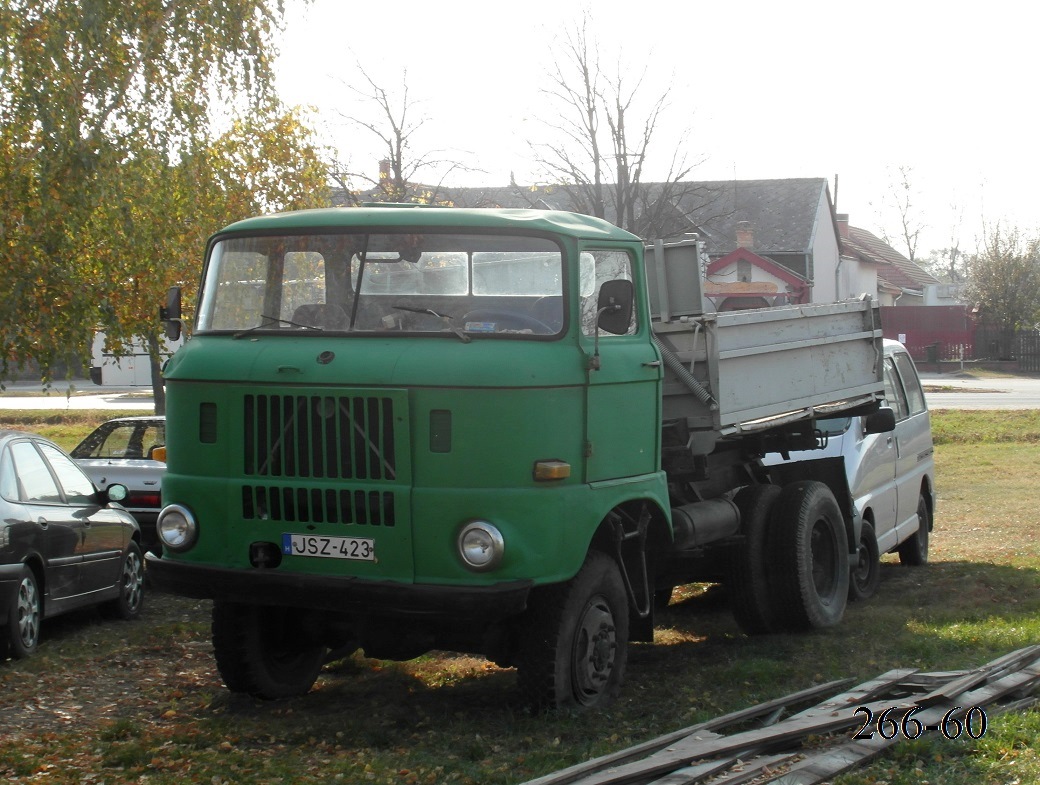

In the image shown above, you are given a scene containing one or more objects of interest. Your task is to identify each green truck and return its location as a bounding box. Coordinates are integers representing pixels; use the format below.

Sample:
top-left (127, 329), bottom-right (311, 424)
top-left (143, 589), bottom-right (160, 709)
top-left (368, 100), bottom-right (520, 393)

top-left (148, 205), bottom-right (892, 710)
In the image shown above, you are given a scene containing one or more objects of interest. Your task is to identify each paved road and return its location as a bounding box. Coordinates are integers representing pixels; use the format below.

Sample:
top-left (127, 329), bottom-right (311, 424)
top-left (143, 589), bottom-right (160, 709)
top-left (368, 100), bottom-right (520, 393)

top-left (0, 382), bottom-right (153, 411)
top-left (3, 375), bottom-right (1040, 411)
top-left (919, 373), bottom-right (1040, 410)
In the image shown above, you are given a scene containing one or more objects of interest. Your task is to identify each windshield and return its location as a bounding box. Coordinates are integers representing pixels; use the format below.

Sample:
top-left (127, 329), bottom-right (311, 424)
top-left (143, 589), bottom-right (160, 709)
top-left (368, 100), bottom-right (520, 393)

top-left (196, 232), bottom-right (565, 338)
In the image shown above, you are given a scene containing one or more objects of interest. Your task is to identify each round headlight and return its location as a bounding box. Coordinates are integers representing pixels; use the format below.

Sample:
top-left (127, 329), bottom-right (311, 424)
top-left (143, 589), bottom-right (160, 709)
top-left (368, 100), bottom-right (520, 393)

top-left (457, 521), bottom-right (504, 572)
top-left (157, 504), bottom-right (198, 552)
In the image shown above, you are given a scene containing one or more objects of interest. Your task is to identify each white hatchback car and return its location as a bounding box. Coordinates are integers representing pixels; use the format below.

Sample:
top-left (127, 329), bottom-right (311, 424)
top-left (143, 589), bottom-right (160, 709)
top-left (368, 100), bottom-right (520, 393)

top-left (765, 339), bottom-right (936, 600)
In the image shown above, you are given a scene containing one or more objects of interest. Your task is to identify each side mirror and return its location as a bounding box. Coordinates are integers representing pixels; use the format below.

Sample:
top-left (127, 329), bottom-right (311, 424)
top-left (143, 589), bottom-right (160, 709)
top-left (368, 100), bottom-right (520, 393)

top-left (597, 279), bottom-right (634, 335)
top-left (104, 483), bottom-right (129, 503)
top-left (159, 286), bottom-right (182, 341)
top-left (864, 407), bottom-right (896, 434)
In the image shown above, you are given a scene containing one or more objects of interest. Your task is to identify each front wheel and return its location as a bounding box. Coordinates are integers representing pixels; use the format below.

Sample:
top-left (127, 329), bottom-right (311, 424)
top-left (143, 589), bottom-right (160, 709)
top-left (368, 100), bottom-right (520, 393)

top-left (211, 602), bottom-right (327, 699)
top-left (768, 481), bottom-right (849, 631)
top-left (898, 492), bottom-right (931, 566)
top-left (5, 566), bottom-right (41, 658)
top-left (516, 551), bottom-right (629, 711)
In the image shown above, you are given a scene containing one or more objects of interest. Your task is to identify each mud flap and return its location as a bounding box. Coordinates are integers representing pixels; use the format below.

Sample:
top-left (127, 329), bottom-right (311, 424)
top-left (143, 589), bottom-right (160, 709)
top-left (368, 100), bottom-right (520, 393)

top-left (608, 504), bottom-right (654, 641)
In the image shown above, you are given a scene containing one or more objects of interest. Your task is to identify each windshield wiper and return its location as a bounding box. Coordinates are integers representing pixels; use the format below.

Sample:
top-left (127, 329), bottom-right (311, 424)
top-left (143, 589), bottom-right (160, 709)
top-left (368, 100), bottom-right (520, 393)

top-left (233, 315), bottom-right (320, 339)
top-left (393, 305), bottom-right (471, 343)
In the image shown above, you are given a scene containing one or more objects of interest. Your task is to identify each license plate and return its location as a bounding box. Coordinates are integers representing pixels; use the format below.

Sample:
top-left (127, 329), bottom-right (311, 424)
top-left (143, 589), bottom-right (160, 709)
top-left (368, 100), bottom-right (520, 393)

top-left (281, 533), bottom-right (375, 561)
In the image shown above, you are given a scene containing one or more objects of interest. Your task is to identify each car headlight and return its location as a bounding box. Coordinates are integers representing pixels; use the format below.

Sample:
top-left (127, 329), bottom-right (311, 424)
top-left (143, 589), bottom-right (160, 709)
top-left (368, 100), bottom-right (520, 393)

top-left (157, 504), bottom-right (198, 552)
top-left (457, 520), bottom-right (504, 572)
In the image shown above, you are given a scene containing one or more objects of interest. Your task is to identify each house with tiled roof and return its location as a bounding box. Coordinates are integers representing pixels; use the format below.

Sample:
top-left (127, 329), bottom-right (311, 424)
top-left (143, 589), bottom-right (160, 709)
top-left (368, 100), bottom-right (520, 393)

top-left (638, 178), bottom-right (841, 307)
top-left (438, 177), bottom-right (844, 307)
top-left (836, 215), bottom-right (943, 306)
top-left (344, 174), bottom-right (947, 310)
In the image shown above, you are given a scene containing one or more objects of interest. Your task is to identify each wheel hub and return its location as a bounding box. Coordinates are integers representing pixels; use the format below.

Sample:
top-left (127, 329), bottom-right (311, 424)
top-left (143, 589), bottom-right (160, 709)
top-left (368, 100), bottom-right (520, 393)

top-left (17, 577), bottom-right (39, 646)
top-left (573, 597), bottom-right (617, 703)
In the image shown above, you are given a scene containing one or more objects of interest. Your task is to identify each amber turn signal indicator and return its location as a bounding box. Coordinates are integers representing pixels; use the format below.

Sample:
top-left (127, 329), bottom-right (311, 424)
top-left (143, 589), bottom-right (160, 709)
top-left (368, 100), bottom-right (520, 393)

top-left (533, 460), bottom-right (571, 481)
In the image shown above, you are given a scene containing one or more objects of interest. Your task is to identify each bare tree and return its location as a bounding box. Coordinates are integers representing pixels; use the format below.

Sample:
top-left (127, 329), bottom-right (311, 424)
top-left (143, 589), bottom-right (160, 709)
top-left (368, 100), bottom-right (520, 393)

top-left (877, 165), bottom-right (926, 262)
top-left (921, 202), bottom-right (968, 284)
top-left (331, 65), bottom-right (475, 205)
top-left (528, 15), bottom-right (698, 234)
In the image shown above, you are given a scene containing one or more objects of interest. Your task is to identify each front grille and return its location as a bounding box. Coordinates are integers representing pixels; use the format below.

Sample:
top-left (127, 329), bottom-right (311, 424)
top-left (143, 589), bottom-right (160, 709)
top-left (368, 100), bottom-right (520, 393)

top-left (241, 485), bottom-right (396, 526)
top-left (244, 394), bottom-right (396, 480)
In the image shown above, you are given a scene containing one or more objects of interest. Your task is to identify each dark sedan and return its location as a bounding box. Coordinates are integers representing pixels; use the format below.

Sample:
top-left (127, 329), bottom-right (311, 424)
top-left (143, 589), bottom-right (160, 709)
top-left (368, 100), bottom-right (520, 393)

top-left (0, 431), bottom-right (144, 659)
top-left (71, 416), bottom-right (165, 556)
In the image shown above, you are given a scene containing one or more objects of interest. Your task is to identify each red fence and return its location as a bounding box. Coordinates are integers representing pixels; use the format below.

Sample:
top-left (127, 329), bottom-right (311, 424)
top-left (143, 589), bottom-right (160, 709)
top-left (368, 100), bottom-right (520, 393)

top-left (879, 305), bottom-right (974, 362)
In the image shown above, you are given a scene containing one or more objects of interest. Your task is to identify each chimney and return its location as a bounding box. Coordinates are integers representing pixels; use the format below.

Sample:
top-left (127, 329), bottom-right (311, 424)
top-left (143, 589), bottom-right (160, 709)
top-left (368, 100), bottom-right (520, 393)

top-left (735, 221), bottom-right (754, 250)
top-left (378, 159), bottom-right (391, 181)
top-left (836, 213), bottom-right (850, 239)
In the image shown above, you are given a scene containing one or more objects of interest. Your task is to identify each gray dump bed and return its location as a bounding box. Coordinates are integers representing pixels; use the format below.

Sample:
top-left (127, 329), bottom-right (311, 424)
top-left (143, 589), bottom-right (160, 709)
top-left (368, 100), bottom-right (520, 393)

top-left (645, 239), bottom-right (885, 442)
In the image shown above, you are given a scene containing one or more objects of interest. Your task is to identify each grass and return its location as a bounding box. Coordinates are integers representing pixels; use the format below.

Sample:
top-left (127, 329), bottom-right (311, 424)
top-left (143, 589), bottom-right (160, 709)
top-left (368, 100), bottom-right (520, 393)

top-left (931, 409), bottom-right (1040, 445)
top-left (0, 410), bottom-right (1038, 784)
top-left (0, 410), bottom-right (142, 451)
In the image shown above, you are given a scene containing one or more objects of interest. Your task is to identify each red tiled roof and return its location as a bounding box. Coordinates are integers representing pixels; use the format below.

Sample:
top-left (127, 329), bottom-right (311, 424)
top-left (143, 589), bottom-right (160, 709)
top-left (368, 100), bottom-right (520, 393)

top-left (844, 226), bottom-right (940, 291)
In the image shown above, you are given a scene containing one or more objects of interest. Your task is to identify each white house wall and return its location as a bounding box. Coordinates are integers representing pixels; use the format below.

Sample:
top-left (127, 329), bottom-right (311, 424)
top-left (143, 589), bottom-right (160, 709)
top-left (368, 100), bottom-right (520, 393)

top-left (842, 258), bottom-right (878, 301)
top-left (809, 190), bottom-right (841, 302)
top-left (708, 262), bottom-right (794, 304)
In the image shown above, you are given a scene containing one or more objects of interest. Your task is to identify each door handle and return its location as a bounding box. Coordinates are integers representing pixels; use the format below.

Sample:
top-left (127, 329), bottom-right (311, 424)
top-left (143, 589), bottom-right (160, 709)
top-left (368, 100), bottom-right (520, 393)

top-left (642, 360), bottom-right (662, 368)
top-left (37, 517), bottom-right (49, 528)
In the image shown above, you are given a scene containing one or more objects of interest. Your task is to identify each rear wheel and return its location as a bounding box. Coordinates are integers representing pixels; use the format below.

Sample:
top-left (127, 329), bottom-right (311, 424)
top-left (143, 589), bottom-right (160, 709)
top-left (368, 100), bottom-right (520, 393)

top-left (898, 492), bottom-right (931, 566)
top-left (211, 602), bottom-right (326, 699)
top-left (768, 481), bottom-right (849, 631)
top-left (516, 551), bottom-right (629, 711)
top-left (101, 542), bottom-right (145, 620)
top-left (849, 521), bottom-right (881, 601)
top-left (729, 484), bottom-right (784, 634)
top-left (5, 566), bottom-right (41, 658)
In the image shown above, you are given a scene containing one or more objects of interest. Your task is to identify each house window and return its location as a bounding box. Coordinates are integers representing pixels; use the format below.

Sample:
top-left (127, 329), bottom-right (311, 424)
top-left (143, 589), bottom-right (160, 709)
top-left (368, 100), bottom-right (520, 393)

top-left (737, 258), bottom-right (752, 283)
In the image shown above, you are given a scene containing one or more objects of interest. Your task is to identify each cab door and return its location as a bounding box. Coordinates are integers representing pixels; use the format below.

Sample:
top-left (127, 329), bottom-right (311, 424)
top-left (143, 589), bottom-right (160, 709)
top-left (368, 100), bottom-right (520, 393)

top-left (580, 249), bottom-right (662, 482)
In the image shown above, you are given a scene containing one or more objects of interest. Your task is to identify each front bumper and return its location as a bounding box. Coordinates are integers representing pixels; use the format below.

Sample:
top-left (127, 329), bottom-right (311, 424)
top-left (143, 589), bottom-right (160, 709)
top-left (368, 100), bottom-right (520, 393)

top-left (145, 553), bottom-right (533, 622)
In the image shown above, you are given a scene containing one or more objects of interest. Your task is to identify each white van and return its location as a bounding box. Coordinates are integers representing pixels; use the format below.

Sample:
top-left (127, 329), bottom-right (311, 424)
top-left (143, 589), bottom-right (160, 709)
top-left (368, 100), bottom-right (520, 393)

top-left (765, 339), bottom-right (936, 600)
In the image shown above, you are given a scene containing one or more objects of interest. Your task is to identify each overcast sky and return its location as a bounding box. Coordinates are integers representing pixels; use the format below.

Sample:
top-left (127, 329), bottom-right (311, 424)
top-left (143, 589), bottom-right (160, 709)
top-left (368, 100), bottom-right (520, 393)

top-left (274, 0), bottom-right (1037, 259)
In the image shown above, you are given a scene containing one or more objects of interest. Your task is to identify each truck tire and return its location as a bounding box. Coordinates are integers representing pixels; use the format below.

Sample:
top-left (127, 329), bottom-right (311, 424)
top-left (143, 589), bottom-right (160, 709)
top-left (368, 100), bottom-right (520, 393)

top-left (898, 492), bottom-right (930, 566)
top-left (211, 602), bottom-right (326, 699)
top-left (729, 484), bottom-right (783, 634)
top-left (516, 551), bottom-right (629, 711)
top-left (849, 520), bottom-right (881, 601)
top-left (768, 481), bottom-right (849, 631)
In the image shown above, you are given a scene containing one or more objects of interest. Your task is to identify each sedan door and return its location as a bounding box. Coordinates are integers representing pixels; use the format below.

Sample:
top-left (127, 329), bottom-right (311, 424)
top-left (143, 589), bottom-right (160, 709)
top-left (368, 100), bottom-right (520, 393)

top-left (37, 443), bottom-right (128, 594)
top-left (7, 440), bottom-right (84, 603)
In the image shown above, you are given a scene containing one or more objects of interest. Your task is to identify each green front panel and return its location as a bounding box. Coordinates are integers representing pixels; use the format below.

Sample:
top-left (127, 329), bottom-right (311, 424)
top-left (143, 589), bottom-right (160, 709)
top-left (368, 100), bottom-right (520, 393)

top-left (163, 383), bottom-right (415, 581)
top-left (408, 386), bottom-right (590, 584)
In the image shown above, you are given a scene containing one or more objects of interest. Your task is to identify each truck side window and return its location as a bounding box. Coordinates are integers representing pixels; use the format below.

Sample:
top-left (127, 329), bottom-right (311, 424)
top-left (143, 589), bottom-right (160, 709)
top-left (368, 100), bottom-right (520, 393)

top-left (882, 359), bottom-right (909, 421)
top-left (579, 250), bottom-right (637, 336)
top-left (892, 352), bottom-right (927, 415)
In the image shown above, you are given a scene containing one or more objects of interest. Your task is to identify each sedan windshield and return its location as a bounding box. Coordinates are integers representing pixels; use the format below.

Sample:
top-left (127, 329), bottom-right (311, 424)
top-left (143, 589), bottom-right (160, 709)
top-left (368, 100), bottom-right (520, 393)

top-left (196, 232), bottom-right (565, 338)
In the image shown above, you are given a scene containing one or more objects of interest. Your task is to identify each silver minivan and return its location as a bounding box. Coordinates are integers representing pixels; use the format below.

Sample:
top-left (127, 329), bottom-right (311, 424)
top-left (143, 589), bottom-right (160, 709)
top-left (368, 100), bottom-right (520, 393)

top-left (766, 339), bottom-right (936, 600)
